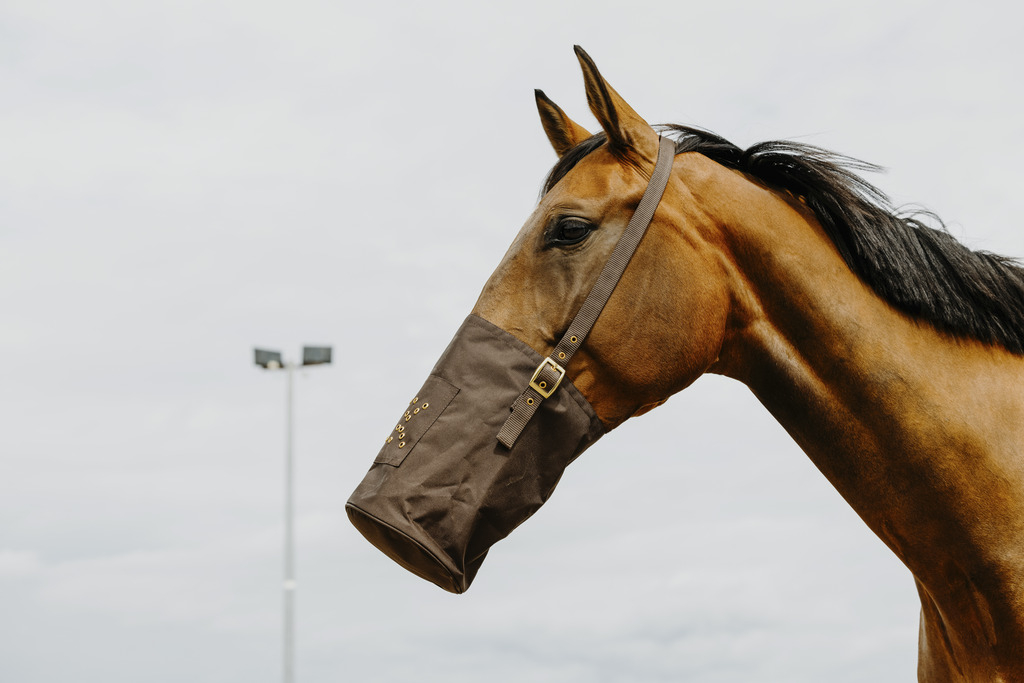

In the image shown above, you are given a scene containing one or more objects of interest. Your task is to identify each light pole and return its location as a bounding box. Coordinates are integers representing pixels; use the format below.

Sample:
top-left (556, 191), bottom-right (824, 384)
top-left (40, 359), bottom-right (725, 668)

top-left (254, 345), bottom-right (332, 683)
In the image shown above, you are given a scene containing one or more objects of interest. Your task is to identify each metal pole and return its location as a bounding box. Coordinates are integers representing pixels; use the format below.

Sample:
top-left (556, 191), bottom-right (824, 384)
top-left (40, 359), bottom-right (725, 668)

top-left (284, 361), bottom-right (295, 683)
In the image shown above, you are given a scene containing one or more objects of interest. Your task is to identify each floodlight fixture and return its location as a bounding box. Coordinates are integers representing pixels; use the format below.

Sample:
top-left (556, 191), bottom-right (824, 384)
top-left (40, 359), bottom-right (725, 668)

top-left (255, 348), bottom-right (284, 369)
top-left (301, 346), bottom-right (332, 366)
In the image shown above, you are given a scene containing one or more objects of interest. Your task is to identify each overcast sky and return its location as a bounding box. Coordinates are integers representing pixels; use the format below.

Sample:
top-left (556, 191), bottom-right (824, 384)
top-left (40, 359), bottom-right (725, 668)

top-left (2, 1), bottom-right (1022, 681)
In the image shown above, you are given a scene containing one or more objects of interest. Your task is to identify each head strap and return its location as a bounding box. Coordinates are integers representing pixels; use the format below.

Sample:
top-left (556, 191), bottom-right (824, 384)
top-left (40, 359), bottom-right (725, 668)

top-left (497, 135), bottom-right (676, 447)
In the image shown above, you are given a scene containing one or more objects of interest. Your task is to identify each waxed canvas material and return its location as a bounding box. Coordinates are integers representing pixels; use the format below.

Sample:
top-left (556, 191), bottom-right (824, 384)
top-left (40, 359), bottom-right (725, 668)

top-left (346, 314), bottom-right (605, 593)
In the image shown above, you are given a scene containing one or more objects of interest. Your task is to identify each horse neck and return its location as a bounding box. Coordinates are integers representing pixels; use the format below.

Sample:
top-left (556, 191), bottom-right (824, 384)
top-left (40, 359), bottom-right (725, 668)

top-left (694, 163), bottom-right (1024, 656)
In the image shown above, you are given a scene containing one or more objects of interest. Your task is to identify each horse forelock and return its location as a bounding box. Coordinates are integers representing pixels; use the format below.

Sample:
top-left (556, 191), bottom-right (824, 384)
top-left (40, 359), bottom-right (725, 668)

top-left (541, 125), bottom-right (1024, 355)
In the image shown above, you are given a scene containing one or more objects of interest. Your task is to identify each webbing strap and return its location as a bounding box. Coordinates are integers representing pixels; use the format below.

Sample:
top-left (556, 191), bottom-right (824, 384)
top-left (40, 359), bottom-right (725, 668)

top-left (497, 136), bottom-right (676, 448)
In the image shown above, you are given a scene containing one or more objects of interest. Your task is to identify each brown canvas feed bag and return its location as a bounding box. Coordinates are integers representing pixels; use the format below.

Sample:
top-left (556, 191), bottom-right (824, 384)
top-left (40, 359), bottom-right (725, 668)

top-left (346, 315), bottom-right (604, 593)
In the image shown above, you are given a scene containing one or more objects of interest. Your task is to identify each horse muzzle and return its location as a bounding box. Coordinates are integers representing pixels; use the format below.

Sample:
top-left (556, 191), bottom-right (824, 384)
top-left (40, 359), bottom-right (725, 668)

top-left (346, 314), bottom-right (605, 593)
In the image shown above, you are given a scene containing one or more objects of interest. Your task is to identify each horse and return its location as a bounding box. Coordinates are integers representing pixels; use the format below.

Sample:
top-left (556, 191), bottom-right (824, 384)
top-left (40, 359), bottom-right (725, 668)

top-left (348, 47), bottom-right (1024, 682)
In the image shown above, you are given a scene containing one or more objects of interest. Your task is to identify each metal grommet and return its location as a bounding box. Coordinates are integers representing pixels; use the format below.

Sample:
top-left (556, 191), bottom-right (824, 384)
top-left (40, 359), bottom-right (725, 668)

top-left (538, 381), bottom-right (547, 389)
top-left (558, 352), bottom-right (566, 359)
top-left (413, 408), bottom-right (420, 414)
top-left (570, 336), bottom-right (578, 344)
top-left (397, 425), bottom-right (404, 432)
top-left (386, 436), bottom-right (393, 444)
top-left (422, 403), bottom-right (429, 409)
top-left (411, 397), bottom-right (419, 404)
top-left (526, 398), bottom-right (534, 405)
top-left (405, 415), bottom-right (411, 421)
top-left (398, 441), bottom-right (406, 448)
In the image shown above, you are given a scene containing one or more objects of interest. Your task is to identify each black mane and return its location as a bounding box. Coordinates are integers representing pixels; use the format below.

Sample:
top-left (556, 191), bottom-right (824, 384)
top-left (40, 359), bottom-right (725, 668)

top-left (544, 125), bottom-right (1024, 355)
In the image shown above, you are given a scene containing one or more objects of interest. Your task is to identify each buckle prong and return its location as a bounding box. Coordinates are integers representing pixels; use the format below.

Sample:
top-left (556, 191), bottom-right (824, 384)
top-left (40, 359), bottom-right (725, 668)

top-left (529, 358), bottom-right (565, 399)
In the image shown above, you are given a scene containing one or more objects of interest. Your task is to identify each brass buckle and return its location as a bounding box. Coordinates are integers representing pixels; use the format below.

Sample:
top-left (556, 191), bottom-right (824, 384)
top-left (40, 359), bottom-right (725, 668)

top-left (529, 358), bottom-right (565, 399)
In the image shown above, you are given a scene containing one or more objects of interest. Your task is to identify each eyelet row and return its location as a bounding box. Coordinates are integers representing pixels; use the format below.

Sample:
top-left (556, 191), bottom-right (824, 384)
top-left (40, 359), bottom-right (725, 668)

top-left (386, 395), bottom-right (430, 447)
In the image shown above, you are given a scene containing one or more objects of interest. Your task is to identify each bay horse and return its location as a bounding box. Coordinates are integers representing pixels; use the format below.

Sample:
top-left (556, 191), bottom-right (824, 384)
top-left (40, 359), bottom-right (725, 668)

top-left (349, 47), bottom-right (1024, 681)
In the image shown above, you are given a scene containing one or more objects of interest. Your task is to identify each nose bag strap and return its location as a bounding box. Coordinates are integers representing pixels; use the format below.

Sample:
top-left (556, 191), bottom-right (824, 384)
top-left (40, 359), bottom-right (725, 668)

top-left (497, 136), bottom-right (676, 448)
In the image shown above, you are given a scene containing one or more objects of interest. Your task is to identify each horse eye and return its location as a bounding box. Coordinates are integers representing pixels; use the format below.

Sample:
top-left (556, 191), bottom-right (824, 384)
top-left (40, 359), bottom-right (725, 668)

top-left (553, 218), bottom-right (592, 245)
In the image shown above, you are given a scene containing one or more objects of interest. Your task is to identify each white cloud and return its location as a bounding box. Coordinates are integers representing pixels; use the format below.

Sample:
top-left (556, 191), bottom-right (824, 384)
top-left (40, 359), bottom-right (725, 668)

top-left (0, 550), bottom-right (42, 578)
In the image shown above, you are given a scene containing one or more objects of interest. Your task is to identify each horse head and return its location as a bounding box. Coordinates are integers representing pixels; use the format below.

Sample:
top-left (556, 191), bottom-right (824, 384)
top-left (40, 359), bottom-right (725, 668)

top-left (347, 47), bottom-right (733, 593)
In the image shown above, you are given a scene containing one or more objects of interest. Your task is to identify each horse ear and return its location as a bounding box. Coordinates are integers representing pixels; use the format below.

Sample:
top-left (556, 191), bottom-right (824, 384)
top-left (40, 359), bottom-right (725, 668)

top-left (574, 45), bottom-right (660, 163)
top-left (535, 89), bottom-right (592, 158)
